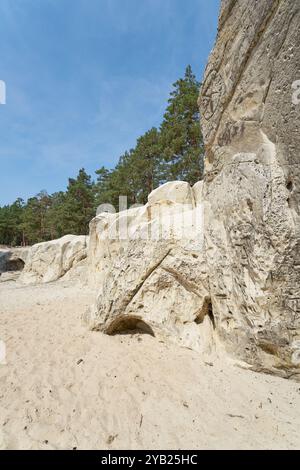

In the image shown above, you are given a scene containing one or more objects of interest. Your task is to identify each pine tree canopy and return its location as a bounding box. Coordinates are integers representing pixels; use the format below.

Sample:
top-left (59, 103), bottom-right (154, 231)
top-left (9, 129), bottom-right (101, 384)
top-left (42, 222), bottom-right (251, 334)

top-left (0, 66), bottom-right (205, 245)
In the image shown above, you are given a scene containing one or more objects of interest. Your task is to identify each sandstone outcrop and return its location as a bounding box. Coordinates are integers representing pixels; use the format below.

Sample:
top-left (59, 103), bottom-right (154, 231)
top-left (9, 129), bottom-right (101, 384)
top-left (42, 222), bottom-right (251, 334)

top-left (0, 247), bottom-right (29, 282)
top-left (84, 182), bottom-right (217, 353)
top-left (85, 0), bottom-right (300, 378)
top-left (199, 0), bottom-right (300, 377)
top-left (20, 235), bottom-right (88, 285)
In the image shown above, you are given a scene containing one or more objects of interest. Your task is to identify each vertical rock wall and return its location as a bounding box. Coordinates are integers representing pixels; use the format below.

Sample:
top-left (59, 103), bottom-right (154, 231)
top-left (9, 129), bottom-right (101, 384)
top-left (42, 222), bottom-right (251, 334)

top-left (199, 0), bottom-right (300, 377)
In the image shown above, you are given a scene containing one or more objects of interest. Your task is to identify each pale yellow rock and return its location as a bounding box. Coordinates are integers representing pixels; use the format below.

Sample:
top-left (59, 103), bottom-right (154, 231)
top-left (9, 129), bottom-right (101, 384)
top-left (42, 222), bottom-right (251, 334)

top-left (20, 235), bottom-right (88, 285)
top-left (0, 430), bottom-right (7, 450)
top-left (0, 247), bottom-right (29, 283)
top-left (85, 184), bottom-right (209, 352)
top-left (87, 0), bottom-right (300, 378)
top-left (199, 0), bottom-right (300, 378)
top-left (192, 181), bottom-right (203, 206)
top-left (148, 181), bottom-right (194, 207)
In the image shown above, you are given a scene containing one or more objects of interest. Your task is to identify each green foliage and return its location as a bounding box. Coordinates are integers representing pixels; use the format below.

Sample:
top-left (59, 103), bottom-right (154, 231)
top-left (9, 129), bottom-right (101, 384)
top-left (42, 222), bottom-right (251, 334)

top-left (0, 198), bottom-right (24, 246)
top-left (0, 66), bottom-right (204, 246)
top-left (159, 65), bottom-right (204, 184)
top-left (61, 168), bottom-right (96, 235)
top-left (21, 191), bottom-right (52, 245)
top-left (130, 128), bottom-right (162, 204)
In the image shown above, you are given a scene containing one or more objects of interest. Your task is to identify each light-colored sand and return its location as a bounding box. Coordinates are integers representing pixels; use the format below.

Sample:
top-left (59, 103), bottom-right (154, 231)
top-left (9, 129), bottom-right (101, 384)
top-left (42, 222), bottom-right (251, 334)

top-left (0, 280), bottom-right (300, 450)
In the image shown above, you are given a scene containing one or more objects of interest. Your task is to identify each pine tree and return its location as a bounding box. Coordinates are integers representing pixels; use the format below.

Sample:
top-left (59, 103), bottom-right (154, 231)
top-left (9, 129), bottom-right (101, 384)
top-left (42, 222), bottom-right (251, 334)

top-left (0, 66), bottom-right (204, 246)
top-left (21, 191), bottom-right (52, 244)
top-left (0, 198), bottom-right (24, 246)
top-left (160, 65), bottom-right (204, 185)
top-left (95, 152), bottom-right (139, 211)
top-left (62, 168), bottom-right (95, 235)
top-left (94, 166), bottom-right (115, 208)
top-left (130, 127), bottom-right (162, 204)
top-left (46, 191), bottom-right (67, 240)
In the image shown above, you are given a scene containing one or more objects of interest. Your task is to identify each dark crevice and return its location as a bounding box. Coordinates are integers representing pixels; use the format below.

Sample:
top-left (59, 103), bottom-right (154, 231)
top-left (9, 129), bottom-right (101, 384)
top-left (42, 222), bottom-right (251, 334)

top-left (106, 316), bottom-right (155, 337)
top-left (207, 302), bottom-right (216, 330)
top-left (195, 298), bottom-right (216, 330)
top-left (6, 258), bottom-right (25, 272)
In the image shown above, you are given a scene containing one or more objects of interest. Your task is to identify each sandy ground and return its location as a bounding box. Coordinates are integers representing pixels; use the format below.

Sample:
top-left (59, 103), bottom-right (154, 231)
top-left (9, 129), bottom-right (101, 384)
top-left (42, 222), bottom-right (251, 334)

top-left (0, 279), bottom-right (300, 450)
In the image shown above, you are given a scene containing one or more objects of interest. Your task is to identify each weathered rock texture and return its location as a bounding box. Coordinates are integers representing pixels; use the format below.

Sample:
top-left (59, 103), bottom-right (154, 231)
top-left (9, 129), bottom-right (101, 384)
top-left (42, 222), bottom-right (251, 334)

top-left (20, 235), bottom-right (88, 285)
top-left (85, 182), bottom-right (218, 353)
top-left (0, 247), bottom-right (29, 282)
top-left (199, 0), bottom-right (300, 377)
top-left (83, 0), bottom-right (300, 378)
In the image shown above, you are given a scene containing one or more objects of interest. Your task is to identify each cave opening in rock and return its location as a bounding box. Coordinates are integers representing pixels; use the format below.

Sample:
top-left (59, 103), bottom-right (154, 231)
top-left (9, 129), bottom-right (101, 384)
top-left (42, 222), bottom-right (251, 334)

top-left (106, 316), bottom-right (155, 337)
top-left (6, 258), bottom-right (25, 272)
top-left (195, 298), bottom-right (216, 330)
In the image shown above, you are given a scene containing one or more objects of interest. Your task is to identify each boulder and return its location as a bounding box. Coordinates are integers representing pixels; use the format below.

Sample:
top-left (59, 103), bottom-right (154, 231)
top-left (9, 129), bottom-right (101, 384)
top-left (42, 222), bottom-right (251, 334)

top-left (0, 247), bottom-right (29, 281)
top-left (85, 186), bottom-right (213, 353)
top-left (20, 235), bottom-right (88, 285)
top-left (199, 0), bottom-right (300, 377)
top-left (60, 257), bottom-right (88, 284)
top-left (148, 181), bottom-right (195, 206)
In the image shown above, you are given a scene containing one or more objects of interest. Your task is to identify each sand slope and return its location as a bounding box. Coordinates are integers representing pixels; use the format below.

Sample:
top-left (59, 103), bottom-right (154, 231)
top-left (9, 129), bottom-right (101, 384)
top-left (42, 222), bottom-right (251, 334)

top-left (0, 280), bottom-right (300, 450)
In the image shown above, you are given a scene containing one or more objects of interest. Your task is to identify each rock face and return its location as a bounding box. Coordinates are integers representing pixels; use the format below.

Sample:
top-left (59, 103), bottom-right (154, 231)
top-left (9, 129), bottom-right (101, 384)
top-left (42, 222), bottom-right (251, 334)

top-left (199, 0), bottom-right (300, 377)
top-left (79, 0), bottom-right (300, 378)
top-left (85, 182), bottom-right (217, 353)
top-left (0, 247), bottom-right (29, 282)
top-left (20, 235), bottom-right (88, 285)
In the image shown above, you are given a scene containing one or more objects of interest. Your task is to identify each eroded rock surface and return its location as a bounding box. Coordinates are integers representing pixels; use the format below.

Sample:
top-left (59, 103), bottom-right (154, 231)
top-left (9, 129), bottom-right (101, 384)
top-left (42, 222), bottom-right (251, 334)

top-left (0, 247), bottom-right (29, 282)
top-left (20, 235), bottom-right (88, 285)
top-left (85, 182), bottom-right (216, 353)
top-left (199, 0), bottom-right (300, 377)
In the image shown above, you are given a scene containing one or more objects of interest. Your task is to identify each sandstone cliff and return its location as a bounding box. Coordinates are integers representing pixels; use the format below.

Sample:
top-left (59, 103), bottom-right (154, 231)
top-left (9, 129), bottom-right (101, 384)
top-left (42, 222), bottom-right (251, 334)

top-left (10, 0), bottom-right (299, 380)
top-left (84, 0), bottom-right (300, 379)
top-left (199, 0), bottom-right (300, 378)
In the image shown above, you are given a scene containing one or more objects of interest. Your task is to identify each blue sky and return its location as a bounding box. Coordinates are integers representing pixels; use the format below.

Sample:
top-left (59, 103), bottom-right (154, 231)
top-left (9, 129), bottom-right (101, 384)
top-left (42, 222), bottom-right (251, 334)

top-left (0, 0), bottom-right (220, 205)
